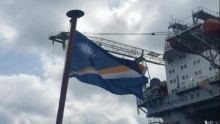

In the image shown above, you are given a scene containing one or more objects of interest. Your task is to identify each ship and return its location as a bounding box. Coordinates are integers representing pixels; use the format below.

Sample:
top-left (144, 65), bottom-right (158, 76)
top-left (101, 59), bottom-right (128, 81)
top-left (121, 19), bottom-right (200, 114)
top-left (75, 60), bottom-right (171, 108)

top-left (49, 6), bottom-right (219, 124)
top-left (137, 6), bottom-right (220, 124)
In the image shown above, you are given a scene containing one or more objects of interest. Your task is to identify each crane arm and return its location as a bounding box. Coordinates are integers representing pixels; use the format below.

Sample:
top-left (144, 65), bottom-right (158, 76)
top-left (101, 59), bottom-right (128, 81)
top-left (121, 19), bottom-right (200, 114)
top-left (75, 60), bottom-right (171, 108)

top-left (48, 32), bottom-right (165, 65)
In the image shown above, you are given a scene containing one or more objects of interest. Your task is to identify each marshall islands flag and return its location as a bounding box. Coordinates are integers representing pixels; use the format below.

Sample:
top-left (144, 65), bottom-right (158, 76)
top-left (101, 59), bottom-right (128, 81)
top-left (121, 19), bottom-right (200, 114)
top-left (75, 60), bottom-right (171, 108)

top-left (69, 31), bottom-right (148, 100)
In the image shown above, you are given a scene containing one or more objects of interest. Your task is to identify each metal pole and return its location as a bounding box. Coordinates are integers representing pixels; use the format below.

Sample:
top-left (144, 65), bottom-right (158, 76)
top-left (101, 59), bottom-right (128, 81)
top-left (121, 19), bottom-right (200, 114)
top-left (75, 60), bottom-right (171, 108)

top-left (56, 10), bottom-right (84, 124)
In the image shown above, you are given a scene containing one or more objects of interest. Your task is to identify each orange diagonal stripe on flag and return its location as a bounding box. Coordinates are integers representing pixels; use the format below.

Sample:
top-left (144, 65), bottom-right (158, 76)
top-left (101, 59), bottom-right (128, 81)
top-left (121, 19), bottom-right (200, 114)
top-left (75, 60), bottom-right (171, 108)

top-left (78, 67), bottom-right (96, 73)
top-left (99, 65), bottom-right (131, 74)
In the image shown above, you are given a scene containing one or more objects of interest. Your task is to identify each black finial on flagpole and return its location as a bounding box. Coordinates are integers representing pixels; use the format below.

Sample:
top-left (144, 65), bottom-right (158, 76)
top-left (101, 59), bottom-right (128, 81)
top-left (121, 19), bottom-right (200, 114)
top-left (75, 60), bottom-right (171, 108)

top-left (66, 10), bottom-right (84, 18)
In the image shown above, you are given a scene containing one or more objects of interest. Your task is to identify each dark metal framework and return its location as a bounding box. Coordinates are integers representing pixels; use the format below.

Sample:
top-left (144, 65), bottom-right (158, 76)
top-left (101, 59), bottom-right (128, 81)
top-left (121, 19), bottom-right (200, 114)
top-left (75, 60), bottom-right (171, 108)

top-left (192, 6), bottom-right (220, 25)
top-left (49, 32), bottom-right (165, 65)
top-left (88, 36), bottom-right (164, 65)
top-left (166, 6), bottom-right (220, 69)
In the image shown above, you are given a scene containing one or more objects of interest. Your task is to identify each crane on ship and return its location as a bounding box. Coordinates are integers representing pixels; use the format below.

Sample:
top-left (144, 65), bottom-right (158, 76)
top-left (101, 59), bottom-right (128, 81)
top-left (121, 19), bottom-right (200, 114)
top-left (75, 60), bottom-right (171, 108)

top-left (49, 32), bottom-right (166, 66)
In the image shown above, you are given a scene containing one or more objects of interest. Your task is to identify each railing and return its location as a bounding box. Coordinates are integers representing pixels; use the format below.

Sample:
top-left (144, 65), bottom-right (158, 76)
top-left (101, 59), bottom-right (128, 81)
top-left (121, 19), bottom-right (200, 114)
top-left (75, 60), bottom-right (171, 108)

top-left (165, 31), bottom-right (175, 39)
top-left (166, 22), bottom-right (203, 38)
top-left (192, 6), bottom-right (220, 18)
top-left (169, 18), bottom-right (182, 26)
top-left (169, 18), bottom-right (190, 27)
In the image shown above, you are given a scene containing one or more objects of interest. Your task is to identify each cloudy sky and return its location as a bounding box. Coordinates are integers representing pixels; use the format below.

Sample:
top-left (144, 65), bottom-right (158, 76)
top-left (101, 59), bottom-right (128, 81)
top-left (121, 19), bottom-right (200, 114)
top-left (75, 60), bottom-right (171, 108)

top-left (0, 0), bottom-right (219, 124)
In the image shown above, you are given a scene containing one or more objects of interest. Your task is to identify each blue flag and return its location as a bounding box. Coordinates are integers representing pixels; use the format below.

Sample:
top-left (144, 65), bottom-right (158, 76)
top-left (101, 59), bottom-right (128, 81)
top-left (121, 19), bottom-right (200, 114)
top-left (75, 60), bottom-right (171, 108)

top-left (69, 31), bottom-right (148, 100)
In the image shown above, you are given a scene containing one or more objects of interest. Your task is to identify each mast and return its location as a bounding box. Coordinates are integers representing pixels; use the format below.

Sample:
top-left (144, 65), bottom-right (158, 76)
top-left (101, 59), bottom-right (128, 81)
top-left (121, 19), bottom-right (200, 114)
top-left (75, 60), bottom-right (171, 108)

top-left (56, 10), bottom-right (84, 124)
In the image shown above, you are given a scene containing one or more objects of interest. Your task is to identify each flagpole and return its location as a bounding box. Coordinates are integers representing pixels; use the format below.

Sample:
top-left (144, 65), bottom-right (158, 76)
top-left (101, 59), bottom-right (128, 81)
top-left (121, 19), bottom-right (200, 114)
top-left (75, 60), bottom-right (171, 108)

top-left (56, 10), bottom-right (84, 124)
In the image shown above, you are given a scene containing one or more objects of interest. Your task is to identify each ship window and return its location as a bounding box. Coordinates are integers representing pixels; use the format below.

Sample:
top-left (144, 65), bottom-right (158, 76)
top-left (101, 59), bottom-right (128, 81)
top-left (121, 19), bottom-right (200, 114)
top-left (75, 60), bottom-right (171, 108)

top-left (180, 56), bottom-right (182, 59)
top-left (168, 60), bottom-right (170, 64)
top-left (195, 71), bottom-right (198, 75)
top-left (193, 61), bottom-right (196, 65)
top-left (191, 95), bottom-right (194, 99)
top-left (181, 66), bottom-right (183, 70)
top-left (172, 89), bottom-right (177, 94)
top-left (184, 64), bottom-right (187, 68)
top-left (183, 55), bottom-right (185, 58)
top-left (182, 76), bottom-right (185, 80)
top-left (172, 69), bottom-right (175, 73)
top-left (170, 80), bottom-right (173, 84)
top-left (197, 59), bottom-right (200, 64)
top-left (171, 59), bottom-right (173, 63)
top-left (186, 75), bottom-right (188, 79)
top-left (199, 70), bottom-right (202, 74)
top-left (169, 70), bottom-right (171, 74)
top-left (197, 93), bottom-right (200, 97)
top-left (174, 79), bottom-right (176, 83)
top-left (209, 66), bottom-right (212, 71)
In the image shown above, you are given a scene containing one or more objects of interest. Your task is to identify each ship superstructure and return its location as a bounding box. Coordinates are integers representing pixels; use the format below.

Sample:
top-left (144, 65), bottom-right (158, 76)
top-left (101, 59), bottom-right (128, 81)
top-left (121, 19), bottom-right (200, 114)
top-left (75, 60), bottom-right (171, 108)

top-left (138, 6), bottom-right (220, 124)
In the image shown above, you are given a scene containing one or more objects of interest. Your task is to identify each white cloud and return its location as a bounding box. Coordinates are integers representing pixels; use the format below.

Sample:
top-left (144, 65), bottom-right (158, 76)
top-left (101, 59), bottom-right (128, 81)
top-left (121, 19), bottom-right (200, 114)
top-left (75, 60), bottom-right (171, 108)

top-left (0, 53), bottom-right (64, 124)
top-left (64, 94), bottom-right (146, 124)
top-left (39, 53), bottom-right (64, 79)
top-left (0, 74), bottom-right (58, 124)
top-left (0, 24), bottom-right (17, 43)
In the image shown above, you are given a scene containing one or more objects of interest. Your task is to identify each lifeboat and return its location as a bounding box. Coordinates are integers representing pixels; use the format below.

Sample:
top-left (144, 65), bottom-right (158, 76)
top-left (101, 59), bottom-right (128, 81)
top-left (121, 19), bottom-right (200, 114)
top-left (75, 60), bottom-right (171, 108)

top-left (203, 18), bottom-right (220, 36)
top-left (168, 40), bottom-right (207, 54)
top-left (168, 40), bottom-right (196, 54)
